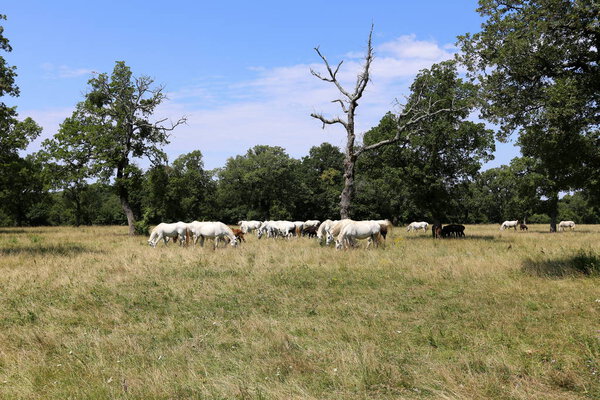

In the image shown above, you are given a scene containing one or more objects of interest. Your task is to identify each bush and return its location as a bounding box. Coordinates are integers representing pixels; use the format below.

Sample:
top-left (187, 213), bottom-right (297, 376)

top-left (134, 219), bottom-right (150, 236)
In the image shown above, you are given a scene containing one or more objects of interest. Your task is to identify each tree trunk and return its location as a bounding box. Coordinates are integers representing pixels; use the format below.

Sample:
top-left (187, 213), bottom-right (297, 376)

top-left (340, 154), bottom-right (356, 219)
top-left (548, 191), bottom-right (559, 232)
top-left (120, 196), bottom-right (136, 235)
top-left (116, 164), bottom-right (136, 235)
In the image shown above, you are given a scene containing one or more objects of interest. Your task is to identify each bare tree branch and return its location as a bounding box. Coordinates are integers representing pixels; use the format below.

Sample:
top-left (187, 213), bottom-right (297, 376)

top-left (310, 112), bottom-right (348, 129)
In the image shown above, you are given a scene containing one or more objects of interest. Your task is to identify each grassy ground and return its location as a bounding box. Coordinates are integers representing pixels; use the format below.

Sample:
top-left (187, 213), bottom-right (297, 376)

top-left (0, 224), bottom-right (599, 399)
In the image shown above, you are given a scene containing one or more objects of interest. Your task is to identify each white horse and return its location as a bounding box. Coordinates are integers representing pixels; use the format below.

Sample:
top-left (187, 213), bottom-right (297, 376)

top-left (148, 222), bottom-right (189, 248)
top-left (188, 221), bottom-right (237, 248)
top-left (336, 220), bottom-right (382, 250)
top-left (407, 221), bottom-right (428, 232)
top-left (273, 221), bottom-right (296, 238)
top-left (326, 219), bottom-right (353, 246)
top-left (238, 220), bottom-right (262, 234)
top-left (558, 221), bottom-right (576, 231)
top-left (500, 220), bottom-right (519, 231)
top-left (317, 219), bottom-right (335, 243)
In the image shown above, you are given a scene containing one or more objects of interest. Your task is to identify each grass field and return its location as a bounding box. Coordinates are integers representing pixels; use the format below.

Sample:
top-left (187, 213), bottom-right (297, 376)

top-left (0, 224), bottom-right (599, 399)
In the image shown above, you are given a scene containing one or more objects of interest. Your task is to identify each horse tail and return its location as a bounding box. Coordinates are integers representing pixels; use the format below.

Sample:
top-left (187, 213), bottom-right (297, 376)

top-left (186, 228), bottom-right (190, 246)
top-left (296, 226), bottom-right (301, 237)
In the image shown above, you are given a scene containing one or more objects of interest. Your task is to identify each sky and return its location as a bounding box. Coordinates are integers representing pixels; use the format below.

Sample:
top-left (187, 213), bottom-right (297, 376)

top-left (3, 0), bottom-right (519, 170)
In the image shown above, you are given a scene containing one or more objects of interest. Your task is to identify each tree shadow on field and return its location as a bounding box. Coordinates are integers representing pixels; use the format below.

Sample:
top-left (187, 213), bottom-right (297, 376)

top-left (0, 244), bottom-right (103, 257)
top-left (522, 250), bottom-right (600, 278)
top-left (0, 229), bottom-right (45, 235)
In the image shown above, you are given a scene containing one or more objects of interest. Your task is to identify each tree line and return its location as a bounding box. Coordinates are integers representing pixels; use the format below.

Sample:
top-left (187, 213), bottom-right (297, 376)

top-left (1, 1), bottom-right (598, 232)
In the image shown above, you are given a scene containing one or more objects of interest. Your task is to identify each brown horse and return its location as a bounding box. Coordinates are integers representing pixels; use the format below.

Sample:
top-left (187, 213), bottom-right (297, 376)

top-left (519, 223), bottom-right (528, 231)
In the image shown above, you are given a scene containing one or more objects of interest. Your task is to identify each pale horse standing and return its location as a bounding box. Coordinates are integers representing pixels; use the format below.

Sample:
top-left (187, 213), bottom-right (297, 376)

top-left (500, 220), bottom-right (519, 231)
top-left (148, 222), bottom-right (189, 248)
top-left (558, 221), bottom-right (576, 231)
top-left (407, 221), bottom-right (429, 232)
top-left (336, 220), bottom-right (382, 250)
top-left (188, 221), bottom-right (238, 249)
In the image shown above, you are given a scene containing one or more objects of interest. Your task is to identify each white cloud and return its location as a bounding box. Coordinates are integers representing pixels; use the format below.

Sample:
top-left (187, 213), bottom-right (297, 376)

top-left (41, 63), bottom-right (96, 79)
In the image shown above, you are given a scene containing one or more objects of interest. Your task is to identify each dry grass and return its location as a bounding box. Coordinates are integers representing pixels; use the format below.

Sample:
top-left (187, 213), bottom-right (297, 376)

top-left (0, 224), bottom-right (599, 399)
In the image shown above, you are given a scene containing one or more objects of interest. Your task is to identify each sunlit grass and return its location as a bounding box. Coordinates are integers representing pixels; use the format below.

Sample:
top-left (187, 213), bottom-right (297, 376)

top-left (0, 224), bottom-right (599, 399)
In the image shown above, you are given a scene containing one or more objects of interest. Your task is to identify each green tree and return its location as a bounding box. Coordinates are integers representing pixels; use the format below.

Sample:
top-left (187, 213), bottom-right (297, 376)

top-left (217, 145), bottom-right (301, 222)
top-left (0, 15), bottom-right (44, 225)
top-left (56, 61), bottom-right (185, 234)
top-left (457, 0), bottom-right (600, 231)
top-left (297, 143), bottom-right (344, 220)
top-left (357, 62), bottom-right (495, 223)
top-left (41, 113), bottom-right (95, 226)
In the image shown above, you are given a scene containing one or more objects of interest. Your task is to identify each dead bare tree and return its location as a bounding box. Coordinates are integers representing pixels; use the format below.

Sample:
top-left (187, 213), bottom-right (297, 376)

top-left (311, 26), bottom-right (456, 219)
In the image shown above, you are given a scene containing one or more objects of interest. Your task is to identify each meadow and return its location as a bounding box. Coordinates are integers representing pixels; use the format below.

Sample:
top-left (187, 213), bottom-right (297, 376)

top-left (0, 224), bottom-right (599, 399)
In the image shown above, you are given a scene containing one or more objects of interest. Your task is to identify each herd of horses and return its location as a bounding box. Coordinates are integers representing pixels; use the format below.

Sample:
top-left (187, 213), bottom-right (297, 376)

top-left (147, 218), bottom-right (578, 250)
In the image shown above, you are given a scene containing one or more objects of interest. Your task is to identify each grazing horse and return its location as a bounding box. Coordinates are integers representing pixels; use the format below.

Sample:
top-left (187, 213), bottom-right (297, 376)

top-left (520, 223), bottom-right (528, 231)
top-left (148, 222), bottom-right (189, 248)
top-left (188, 221), bottom-right (238, 249)
top-left (302, 225), bottom-right (318, 238)
top-left (238, 220), bottom-right (262, 234)
top-left (316, 219), bottom-right (335, 244)
top-left (407, 221), bottom-right (429, 232)
top-left (327, 219), bottom-right (353, 246)
top-left (558, 221), bottom-right (576, 231)
top-left (441, 224), bottom-right (465, 238)
top-left (500, 220), bottom-right (519, 231)
top-left (335, 220), bottom-right (382, 250)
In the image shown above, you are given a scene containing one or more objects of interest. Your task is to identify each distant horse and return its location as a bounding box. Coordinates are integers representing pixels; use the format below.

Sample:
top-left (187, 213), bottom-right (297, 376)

top-left (335, 220), bottom-right (382, 250)
top-left (558, 221), bottom-right (576, 231)
top-left (441, 224), bottom-right (465, 238)
top-left (500, 220), bottom-right (518, 231)
top-left (148, 222), bottom-right (189, 248)
top-left (407, 221), bottom-right (429, 232)
top-left (520, 223), bottom-right (528, 231)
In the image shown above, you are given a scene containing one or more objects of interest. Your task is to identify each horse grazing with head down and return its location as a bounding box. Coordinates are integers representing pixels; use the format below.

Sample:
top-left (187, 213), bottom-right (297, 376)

top-left (441, 224), bottom-right (465, 238)
top-left (500, 220), bottom-right (519, 231)
top-left (407, 221), bottom-right (429, 232)
top-left (520, 223), bottom-right (528, 231)
top-left (558, 221), bottom-right (576, 231)
top-left (188, 221), bottom-right (238, 249)
top-left (148, 222), bottom-right (189, 248)
top-left (335, 220), bottom-right (382, 250)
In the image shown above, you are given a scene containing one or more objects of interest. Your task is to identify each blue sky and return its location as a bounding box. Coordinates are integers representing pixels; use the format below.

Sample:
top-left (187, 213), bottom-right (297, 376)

top-left (3, 0), bottom-right (519, 169)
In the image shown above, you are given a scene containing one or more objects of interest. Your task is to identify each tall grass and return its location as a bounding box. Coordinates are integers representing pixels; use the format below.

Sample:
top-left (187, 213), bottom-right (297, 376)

top-left (0, 224), bottom-right (599, 399)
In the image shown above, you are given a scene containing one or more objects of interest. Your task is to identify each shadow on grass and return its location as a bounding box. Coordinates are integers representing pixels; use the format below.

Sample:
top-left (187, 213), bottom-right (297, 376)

top-left (0, 229), bottom-right (45, 235)
top-left (0, 243), bottom-right (103, 256)
top-left (402, 235), bottom-right (506, 242)
top-left (522, 250), bottom-right (600, 277)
